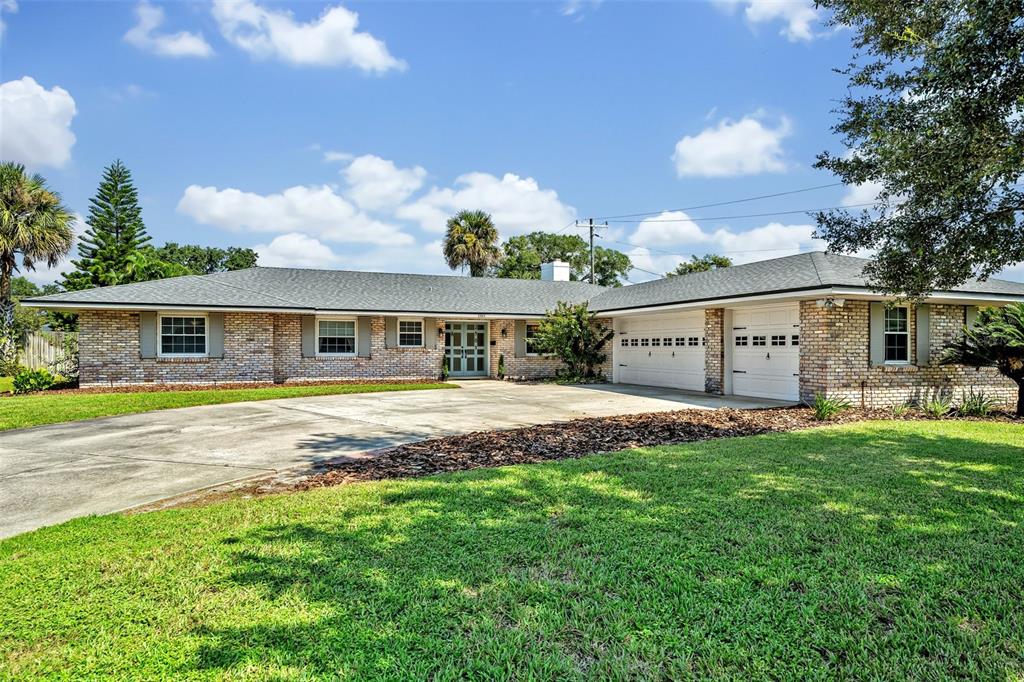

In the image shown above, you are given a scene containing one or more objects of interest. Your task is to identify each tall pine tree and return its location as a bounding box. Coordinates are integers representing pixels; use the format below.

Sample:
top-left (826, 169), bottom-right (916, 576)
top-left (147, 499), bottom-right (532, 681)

top-left (63, 160), bottom-right (151, 290)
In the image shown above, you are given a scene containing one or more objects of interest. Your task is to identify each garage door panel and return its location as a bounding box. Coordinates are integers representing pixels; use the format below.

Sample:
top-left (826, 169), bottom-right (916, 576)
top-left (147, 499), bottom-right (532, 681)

top-left (617, 313), bottom-right (705, 392)
top-left (730, 304), bottom-right (800, 402)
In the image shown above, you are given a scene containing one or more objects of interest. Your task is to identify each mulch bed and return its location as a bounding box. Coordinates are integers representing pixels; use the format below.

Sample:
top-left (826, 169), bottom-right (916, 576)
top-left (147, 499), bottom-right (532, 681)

top-left (293, 406), bottom-right (1017, 492)
top-left (10, 378), bottom-right (443, 396)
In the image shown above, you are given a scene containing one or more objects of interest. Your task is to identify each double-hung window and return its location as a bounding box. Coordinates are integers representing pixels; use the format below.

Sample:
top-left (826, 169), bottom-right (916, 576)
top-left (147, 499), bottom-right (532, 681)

top-left (884, 306), bottom-right (909, 363)
top-left (525, 323), bottom-right (542, 355)
top-left (318, 319), bottom-right (356, 355)
top-left (159, 315), bottom-right (207, 357)
top-left (398, 319), bottom-right (423, 347)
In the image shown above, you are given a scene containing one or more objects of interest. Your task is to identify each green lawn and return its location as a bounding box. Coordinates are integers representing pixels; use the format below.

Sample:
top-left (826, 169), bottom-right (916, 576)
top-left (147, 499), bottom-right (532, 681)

top-left (0, 382), bottom-right (454, 432)
top-left (2, 421), bottom-right (1023, 679)
top-left (0, 376), bottom-right (11, 394)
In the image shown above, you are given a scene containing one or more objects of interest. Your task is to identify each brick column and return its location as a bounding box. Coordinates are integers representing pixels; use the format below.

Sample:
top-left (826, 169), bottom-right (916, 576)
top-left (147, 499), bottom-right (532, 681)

top-left (704, 308), bottom-right (724, 394)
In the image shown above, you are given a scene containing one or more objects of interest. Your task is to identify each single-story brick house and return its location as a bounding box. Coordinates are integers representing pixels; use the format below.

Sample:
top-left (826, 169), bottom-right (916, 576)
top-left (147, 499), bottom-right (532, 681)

top-left (22, 252), bottom-right (1024, 407)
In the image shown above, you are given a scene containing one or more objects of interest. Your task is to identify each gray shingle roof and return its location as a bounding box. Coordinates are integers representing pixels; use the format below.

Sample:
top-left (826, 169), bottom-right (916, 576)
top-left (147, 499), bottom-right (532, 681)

top-left (22, 252), bottom-right (1024, 315)
top-left (588, 252), bottom-right (1024, 312)
top-left (23, 267), bottom-right (607, 316)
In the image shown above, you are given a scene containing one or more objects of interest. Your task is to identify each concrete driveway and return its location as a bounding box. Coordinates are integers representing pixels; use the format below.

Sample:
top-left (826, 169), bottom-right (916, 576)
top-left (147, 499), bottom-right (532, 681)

top-left (0, 381), bottom-right (786, 539)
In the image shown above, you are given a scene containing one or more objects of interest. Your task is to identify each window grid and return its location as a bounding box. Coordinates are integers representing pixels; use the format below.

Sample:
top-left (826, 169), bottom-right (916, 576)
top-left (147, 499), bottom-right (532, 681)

top-left (791, 335), bottom-right (800, 346)
top-left (160, 316), bottom-right (206, 356)
top-left (640, 338), bottom-right (650, 347)
top-left (687, 336), bottom-right (699, 347)
top-left (630, 338), bottom-right (639, 347)
top-left (735, 336), bottom-right (748, 346)
top-left (884, 307), bottom-right (910, 362)
top-left (752, 336), bottom-right (766, 346)
top-left (771, 335), bottom-right (786, 346)
top-left (318, 319), bottom-right (356, 355)
top-left (398, 320), bottom-right (423, 347)
top-left (525, 324), bottom-right (542, 355)
top-left (651, 338), bottom-right (661, 347)
top-left (675, 337), bottom-right (686, 346)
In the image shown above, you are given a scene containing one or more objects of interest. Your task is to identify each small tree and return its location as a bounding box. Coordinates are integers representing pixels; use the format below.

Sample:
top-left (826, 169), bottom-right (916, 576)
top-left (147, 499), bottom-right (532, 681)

top-left (941, 303), bottom-right (1024, 417)
top-left (535, 302), bottom-right (613, 380)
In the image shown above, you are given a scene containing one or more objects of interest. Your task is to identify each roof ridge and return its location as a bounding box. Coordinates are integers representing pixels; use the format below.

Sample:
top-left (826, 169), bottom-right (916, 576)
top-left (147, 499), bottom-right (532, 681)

top-left (243, 266), bottom-right (607, 287)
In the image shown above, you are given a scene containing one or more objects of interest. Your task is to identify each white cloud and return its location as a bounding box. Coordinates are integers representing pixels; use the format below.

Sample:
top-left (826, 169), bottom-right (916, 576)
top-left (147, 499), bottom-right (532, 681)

top-left (1000, 262), bottom-right (1024, 283)
top-left (176, 184), bottom-right (414, 246)
top-left (342, 154), bottom-right (426, 211)
top-left (1, 0), bottom-right (17, 37)
top-left (323, 150), bottom-right (354, 163)
top-left (714, 0), bottom-right (822, 42)
top-left (212, 0), bottom-right (405, 72)
top-left (124, 1), bottom-right (214, 58)
top-left (626, 211), bottom-right (825, 279)
top-left (397, 172), bottom-right (575, 234)
top-left (673, 112), bottom-right (791, 177)
top-left (254, 233), bottom-right (341, 269)
top-left (0, 77), bottom-right (76, 169)
top-left (560, 0), bottom-right (601, 19)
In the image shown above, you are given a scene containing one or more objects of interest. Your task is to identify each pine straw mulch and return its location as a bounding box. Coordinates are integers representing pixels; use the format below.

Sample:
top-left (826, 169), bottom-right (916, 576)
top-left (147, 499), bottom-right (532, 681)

top-left (290, 406), bottom-right (1019, 492)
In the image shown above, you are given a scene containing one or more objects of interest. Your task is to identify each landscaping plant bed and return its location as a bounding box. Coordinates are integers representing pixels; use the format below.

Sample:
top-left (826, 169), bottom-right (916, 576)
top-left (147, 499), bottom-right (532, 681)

top-left (11, 378), bottom-right (445, 397)
top-left (292, 406), bottom-right (1019, 492)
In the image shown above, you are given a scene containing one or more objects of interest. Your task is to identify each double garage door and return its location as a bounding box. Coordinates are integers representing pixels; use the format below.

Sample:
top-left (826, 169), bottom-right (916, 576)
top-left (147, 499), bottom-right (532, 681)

top-left (730, 304), bottom-right (800, 402)
top-left (615, 304), bottom-right (801, 402)
top-left (616, 312), bottom-right (705, 391)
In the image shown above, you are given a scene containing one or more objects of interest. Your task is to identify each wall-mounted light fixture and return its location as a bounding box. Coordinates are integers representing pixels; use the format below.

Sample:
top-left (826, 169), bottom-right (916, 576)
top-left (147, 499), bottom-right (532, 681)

top-left (815, 297), bottom-right (846, 310)
top-left (501, 327), bottom-right (508, 338)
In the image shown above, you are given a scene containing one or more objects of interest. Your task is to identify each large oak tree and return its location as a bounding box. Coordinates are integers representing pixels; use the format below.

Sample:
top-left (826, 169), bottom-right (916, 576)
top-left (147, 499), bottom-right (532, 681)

top-left (815, 0), bottom-right (1024, 298)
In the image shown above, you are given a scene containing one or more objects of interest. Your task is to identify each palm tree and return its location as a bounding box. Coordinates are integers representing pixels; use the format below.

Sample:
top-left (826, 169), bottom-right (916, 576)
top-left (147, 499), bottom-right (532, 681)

top-left (941, 303), bottom-right (1024, 416)
top-left (0, 163), bottom-right (75, 368)
top-left (443, 210), bottom-right (501, 277)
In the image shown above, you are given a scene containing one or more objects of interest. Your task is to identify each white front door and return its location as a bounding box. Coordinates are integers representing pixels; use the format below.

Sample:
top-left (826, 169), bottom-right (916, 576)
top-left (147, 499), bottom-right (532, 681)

top-left (730, 304), bottom-right (800, 401)
top-left (616, 312), bottom-right (705, 391)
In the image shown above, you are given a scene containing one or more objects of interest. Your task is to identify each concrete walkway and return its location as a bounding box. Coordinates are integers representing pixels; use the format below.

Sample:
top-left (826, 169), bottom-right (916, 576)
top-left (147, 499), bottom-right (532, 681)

top-left (0, 381), bottom-right (786, 539)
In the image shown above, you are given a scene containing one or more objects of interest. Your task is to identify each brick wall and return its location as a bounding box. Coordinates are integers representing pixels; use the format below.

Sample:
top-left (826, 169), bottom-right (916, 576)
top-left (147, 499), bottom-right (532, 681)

top-left (704, 308), bottom-right (725, 394)
top-left (79, 310), bottom-right (274, 386)
top-left (487, 319), bottom-right (613, 380)
top-left (273, 315), bottom-right (445, 383)
top-left (798, 300), bottom-right (1016, 408)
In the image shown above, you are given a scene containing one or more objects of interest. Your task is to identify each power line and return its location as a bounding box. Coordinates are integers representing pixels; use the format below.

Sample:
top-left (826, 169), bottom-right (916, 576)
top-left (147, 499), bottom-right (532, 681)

top-left (604, 202), bottom-right (877, 224)
top-left (594, 182), bottom-right (845, 221)
top-left (608, 237), bottom-right (821, 258)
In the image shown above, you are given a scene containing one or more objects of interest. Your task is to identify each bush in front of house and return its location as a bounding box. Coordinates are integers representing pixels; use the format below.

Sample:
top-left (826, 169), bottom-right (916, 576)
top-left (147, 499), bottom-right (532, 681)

top-left (12, 367), bottom-right (56, 394)
top-left (535, 301), bottom-right (613, 381)
top-left (811, 393), bottom-right (851, 421)
top-left (958, 389), bottom-right (1000, 417)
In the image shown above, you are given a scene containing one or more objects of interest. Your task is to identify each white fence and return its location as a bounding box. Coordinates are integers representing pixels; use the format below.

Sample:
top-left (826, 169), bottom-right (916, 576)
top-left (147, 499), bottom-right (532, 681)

top-left (19, 331), bottom-right (77, 374)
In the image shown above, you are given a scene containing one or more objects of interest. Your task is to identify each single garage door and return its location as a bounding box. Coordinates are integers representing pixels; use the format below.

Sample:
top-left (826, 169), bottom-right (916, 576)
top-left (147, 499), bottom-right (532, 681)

top-left (616, 312), bottom-right (705, 391)
top-left (731, 304), bottom-right (800, 401)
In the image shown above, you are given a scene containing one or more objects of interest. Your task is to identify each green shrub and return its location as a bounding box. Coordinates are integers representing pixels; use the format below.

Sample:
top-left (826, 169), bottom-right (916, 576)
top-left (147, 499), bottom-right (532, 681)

top-left (958, 389), bottom-right (999, 417)
top-left (811, 393), bottom-right (851, 421)
top-left (922, 395), bottom-right (953, 418)
top-left (890, 402), bottom-right (911, 417)
top-left (12, 367), bottom-right (56, 394)
top-left (497, 354), bottom-right (506, 379)
top-left (535, 302), bottom-right (613, 379)
top-left (440, 356), bottom-right (449, 381)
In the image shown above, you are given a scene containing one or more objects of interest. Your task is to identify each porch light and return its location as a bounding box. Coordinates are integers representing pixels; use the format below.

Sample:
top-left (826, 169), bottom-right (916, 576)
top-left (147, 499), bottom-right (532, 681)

top-left (816, 297), bottom-right (845, 310)
top-left (501, 327), bottom-right (508, 338)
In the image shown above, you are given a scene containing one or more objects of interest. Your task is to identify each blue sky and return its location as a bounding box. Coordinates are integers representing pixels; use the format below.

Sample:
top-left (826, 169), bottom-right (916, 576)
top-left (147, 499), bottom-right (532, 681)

top-left (4, 0), bottom-right (1018, 284)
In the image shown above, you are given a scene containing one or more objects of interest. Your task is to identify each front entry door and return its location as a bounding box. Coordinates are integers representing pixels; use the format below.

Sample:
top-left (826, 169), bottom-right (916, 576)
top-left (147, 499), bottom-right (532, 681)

top-left (445, 322), bottom-right (488, 377)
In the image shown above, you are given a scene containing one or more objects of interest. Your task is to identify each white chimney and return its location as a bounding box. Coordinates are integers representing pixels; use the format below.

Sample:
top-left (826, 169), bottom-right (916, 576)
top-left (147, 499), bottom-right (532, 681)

top-left (540, 260), bottom-right (571, 282)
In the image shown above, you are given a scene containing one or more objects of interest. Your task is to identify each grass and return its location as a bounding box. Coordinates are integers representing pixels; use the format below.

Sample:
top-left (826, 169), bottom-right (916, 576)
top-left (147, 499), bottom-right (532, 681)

top-left (0, 376), bottom-right (11, 394)
top-left (0, 382), bottom-right (454, 432)
top-left (2, 421), bottom-right (1023, 679)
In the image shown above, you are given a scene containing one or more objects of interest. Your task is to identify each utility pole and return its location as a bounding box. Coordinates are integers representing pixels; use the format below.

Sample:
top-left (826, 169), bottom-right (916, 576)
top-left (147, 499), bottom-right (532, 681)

top-left (577, 218), bottom-right (608, 284)
top-left (588, 218), bottom-right (595, 284)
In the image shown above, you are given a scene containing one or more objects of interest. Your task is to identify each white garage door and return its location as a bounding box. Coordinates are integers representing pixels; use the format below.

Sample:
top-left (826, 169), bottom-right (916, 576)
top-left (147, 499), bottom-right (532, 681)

top-left (616, 312), bottom-right (705, 391)
top-left (731, 304), bottom-right (800, 401)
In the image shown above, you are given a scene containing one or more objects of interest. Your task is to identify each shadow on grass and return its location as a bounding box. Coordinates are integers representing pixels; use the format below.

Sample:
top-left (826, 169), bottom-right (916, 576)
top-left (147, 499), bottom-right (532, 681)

top-left (190, 427), bottom-right (1024, 679)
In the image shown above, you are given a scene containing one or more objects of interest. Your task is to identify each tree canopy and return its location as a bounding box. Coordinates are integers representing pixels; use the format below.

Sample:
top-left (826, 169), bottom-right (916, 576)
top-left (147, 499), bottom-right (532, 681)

top-left (63, 160), bottom-right (152, 290)
top-left (493, 231), bottom-right (632, 287)
top-left (443, 210), bottom-right (502, 277)
top-left (814, 0), bottom-right (1024, 298)
top-left (152, 243), bottom-right (257, 274)
top-left (665, 254), bottom-right (732, 278)
top-left (0, 163), bottom-right (74, 370)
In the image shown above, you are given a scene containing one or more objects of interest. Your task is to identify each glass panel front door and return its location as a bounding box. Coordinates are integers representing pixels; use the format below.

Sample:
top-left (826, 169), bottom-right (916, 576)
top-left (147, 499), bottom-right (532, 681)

top-left (445, 322), bottom-right (488, 377)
